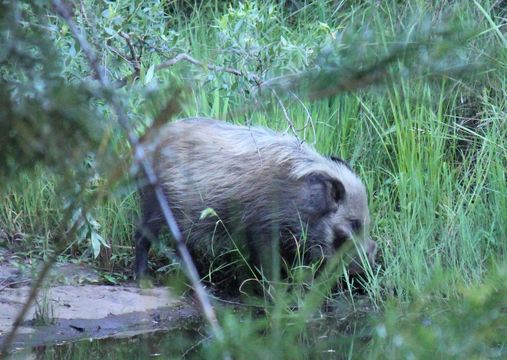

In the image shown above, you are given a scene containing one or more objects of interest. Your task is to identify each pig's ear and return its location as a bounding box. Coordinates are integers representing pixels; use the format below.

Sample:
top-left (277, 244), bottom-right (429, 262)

top-left (302, 172), bottom-right (345, 216)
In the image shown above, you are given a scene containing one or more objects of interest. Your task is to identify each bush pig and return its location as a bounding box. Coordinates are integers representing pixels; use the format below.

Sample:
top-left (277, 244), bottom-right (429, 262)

top-left (134, 118), bottom-right (376, 285)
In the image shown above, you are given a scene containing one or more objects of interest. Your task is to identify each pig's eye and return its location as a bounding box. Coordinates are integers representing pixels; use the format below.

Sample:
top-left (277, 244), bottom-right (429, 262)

top-left (349, 219), bottom-right (362, 233)
top-left (332, 229), bottom-right (350, 250)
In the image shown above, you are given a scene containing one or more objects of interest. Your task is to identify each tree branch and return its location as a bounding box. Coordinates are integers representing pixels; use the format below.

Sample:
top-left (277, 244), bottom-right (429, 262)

top-left (119, 31), bottom-right (141, 76)
top-left (116, 52), bottom-right (262, 88)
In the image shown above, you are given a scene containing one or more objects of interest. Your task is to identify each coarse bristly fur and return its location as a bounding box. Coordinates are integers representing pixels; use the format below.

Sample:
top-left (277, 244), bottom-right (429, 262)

top-left (134, 118), bottom-right (376, 287)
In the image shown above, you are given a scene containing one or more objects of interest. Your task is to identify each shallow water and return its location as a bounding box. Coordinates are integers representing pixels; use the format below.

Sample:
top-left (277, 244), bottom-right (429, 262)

top-left (9, 329), bottom-right (201, 359)
top-left (8, 309), bottom-right (375, 359)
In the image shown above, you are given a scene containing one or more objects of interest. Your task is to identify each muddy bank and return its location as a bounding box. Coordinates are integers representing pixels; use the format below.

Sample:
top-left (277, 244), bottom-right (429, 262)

top-left (2, 298), bottom-right (200, 352)
top-left (0, 250), bottom-right (199, 353)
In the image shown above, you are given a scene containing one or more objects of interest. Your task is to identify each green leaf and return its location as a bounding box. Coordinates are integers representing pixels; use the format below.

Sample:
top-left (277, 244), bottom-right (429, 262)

top-left (104, 27), bottom-right (116, 36)
top-left (91, 231), bottom-right (107, 258)
top-left (145, 64), bottom-right (155, 85)
top-left (199, 207), bottom-right (218, 220)
top-left (103, 274), bottom-right (117, 284)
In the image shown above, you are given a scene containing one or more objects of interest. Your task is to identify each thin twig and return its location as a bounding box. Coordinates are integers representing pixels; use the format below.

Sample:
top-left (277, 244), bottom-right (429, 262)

top-left (78, 0), bottom-right (91, 29)
top-left (117, 52), bottom-right (262, 88)
top-left (181, 335), bottom-right (213, 358)
top-left (135, 34), bottom-right (176, 60)
top-left (50, 0), bottom-right (228, 357)
top-left (0, 279), bottom-right (31, 292)
top-left (156, 53), bottom-right (261, 85)
top-left (290, 91), bottom-right (316, 144)
top-left (271, 89), bottom-right (302, 145)
top-left (119, 31), bottom-right (141, 75)
top-left (107, 45), bottom-right (132, 65)
top-left (210, 294), bottom-right (265, 308)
